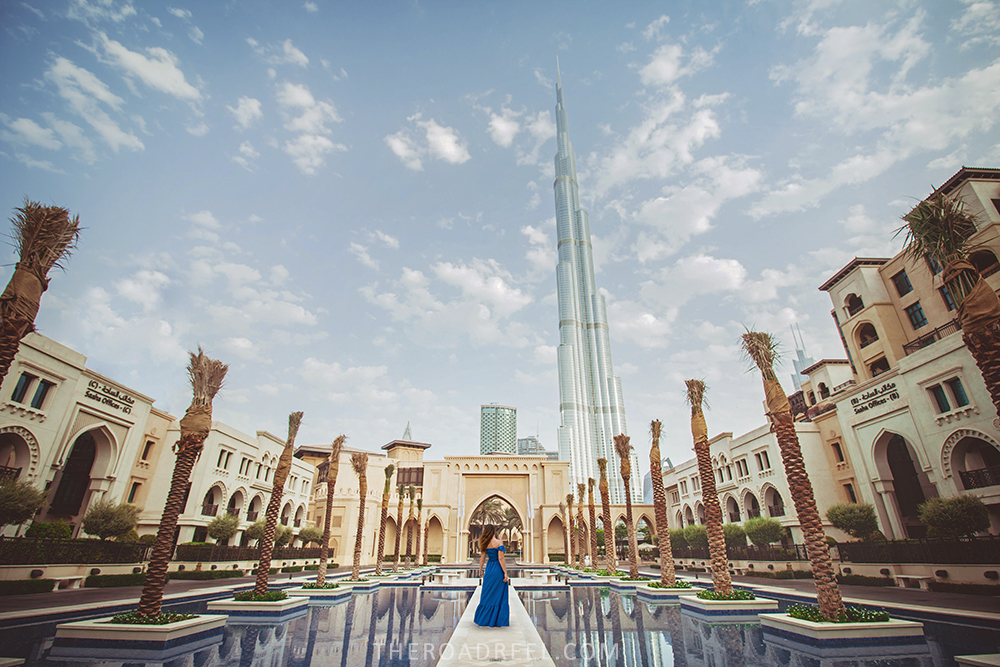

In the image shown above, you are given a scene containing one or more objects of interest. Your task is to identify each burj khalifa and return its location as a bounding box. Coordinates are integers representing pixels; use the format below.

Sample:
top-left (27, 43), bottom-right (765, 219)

top-left (553, 68), bottom-right (641, 504)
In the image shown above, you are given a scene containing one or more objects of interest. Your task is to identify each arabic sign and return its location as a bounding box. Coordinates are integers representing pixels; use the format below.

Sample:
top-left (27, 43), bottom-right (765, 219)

top-left (85, 379), bottom-right (134, 415)
top-left (850, 381), bottom-right (899, 415)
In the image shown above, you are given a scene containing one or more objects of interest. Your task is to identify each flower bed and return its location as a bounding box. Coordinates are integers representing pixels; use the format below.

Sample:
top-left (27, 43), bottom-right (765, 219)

top-left (787, 603), bottom-right (889, 623)
top-left (696, 588), bottom-right (755, 601)
top-left (648, 580), bottom-right (692, 589)
top-left (234, 589), bottom-right (287, 602)
top-left (301, 582), bottom-right (339, 589)
top-left (106, 611), bottom-right (198, 625)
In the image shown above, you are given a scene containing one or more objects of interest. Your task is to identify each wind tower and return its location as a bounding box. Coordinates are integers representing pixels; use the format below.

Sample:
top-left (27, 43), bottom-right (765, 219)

top-left (553, 63), bottom-right (639, 503)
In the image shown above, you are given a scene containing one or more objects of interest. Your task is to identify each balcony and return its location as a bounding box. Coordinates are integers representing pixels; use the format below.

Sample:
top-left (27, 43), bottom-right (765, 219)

top-left (960, 466), bottom-right (1000, 490)
top-left (294, 519), bottom-right (302, 527)
top-left (729, 512), bottom-right (741, 523)
top-left (903, 319), bottom-right (961, 356)
top-left (747, 508), bottom-right (761, 519)
top-left (0, 465), bottom-right (20, 482)
top-left (246, 511), bottom-right (259, 521)
top-left (847, 302), bottom-right (864, 317)
top-left (859, 336), bottom-right (879, 349)
top-left (201, 504), bottom-right (218, 517)
top-left (226, 507), bottom-right (240, 517)
top-left (769, 505), bottom-right (786, 517)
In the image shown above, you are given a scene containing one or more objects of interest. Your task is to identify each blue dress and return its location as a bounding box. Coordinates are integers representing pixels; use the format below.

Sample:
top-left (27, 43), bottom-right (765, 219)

top-left (474, 545), bottom-right (509, 627)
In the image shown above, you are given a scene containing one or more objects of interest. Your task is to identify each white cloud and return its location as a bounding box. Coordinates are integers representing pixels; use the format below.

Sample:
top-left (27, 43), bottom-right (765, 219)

top-left (96, 32), bottom-right (202, 102)
top-left (188, 26), bottom-right (204, 45)
top-left (349, 242), bottom-right (379, 270)
top-left (222, 336), bottom-right (263, 361)
top-left (605, 295), bottom-right (675, 349)
top-left (2, 117), bottom-right (61, 150)
top-left (41, 113), bottom-right (96, 163)
top-left (187, 210), bottom-right (221, 229)
top-left (385, 114), bottom-right (470, 170)
top-left (488, 107), bottom-right (521, 148)
top-left (385, 130), bottom-right (423, 170)
top-left (275, 82), bottom-right (345, 173)
top-left (167, 7), bottom-right (191, 19)
top-left (67, 0), bottom-right (136, 24)
top-left (116, 269), bottom-right (170, 310)
top-left (15, 153), bottom-right (63, 173)
top-left (299, 357), bottom-right (392, 403)
top-left (643, 15), bottom-right (670, 41)
top-left (76, 286), bottom-right (187, 366)
top-left (522, 220), bottom-right (556, 281)
top-left (232, 140), bottom-right (259, 171)
top-left (638, 42), bottom-right (716, 88)
top-left (304, 2), bottom-right (318, 11)
top-left (270, 265), bottom-right (290, 285)
top-left (228, 96), bottom-right (263, 130)
top-left (371, 230), bottom-right (400, 249)
top-left (951, 0), bottom-right (1000, 49)
top-left (516, 110), bottom-right (556, 166)
top-left (186, 122), bottom-right (208, 136)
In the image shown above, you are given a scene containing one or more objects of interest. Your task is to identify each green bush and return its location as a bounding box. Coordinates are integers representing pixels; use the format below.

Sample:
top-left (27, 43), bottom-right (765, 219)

top-left (303, 563), bottom-right (338, 570)
top-left (302, 582), bottom-right (339, 589)
top-left (669, 528), bottom-right (688, 550)
top-left (253, 567), bottom-right (279, 576)
top-left (428, 554), bottom-right (442, 563)
top-left (648, 580), bottom-right (692, 589)
top-left (207, 513), bottom-right (240, 543)
top-left (723, 523), bottom-right (747, 548)
top-left (81, 499), bottom-right (140, 541)
top-left (836, 573), bottom-right (896, 587)
top-left (696, 588), bottom-right (755, 600)
top-left (25, 521), bottom-right (72, 540)
top-left (683, 524), bottom-right (708, 549)
top-left (275, 525), bottom-right (293, 548)
top-left (919, 496), bottom-right (990, 538)
top-left (108, 611), bottom-right (197, 625)
top-left (170, 569), bottom-right (245, 580)
top-left (788, 603), bottom-right (889, 623)
top-left (927, 581), bottom-right (1000, 596)
top-left (85, 573), bottom-right (146, 588)
top-left (0, 579), bottom-right (55, 595)
top-left (744, 516), bottom-right (785, 546)
top-left (297, 526), bottom-right (324, 546)
top-left (138, 534), bottom-right (157, 545)
top-left (280, 566), bottom-right (303, 573)
top-left (548, 553), bottom-right (565, 562)
top-left (0, 479), bottom-right (47, 530)
top-left (115, 529), bottom-right (140, 543)
top-left (826, 503), bottom-right (879, 540)
top-left (235, 589), bottom-right (287, 602)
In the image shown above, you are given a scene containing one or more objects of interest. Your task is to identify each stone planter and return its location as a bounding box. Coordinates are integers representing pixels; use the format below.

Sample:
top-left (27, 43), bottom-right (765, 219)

top-left (285, 585), bottom-right (352, 601)
top-left (207, 596), bottom-right (309, 619)
top-left (679, 594), bottom-right (778, 622)
top-left (52, 614), bottom-right (227, 660)
top-left (635, 584), bottom-right (696, 600)
top-left (759, 613), bottom-right (924, 644)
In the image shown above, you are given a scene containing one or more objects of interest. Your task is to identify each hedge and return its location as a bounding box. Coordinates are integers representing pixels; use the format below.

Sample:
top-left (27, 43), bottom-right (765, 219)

top-left (744, 570), bottom-right (814, 580)
top-left (280, 566), bottom-right (303, 573)
top-left (548, 553), bottom-right (565, 562)
top-left (927, 581), bottom-right (1000, 596)
top-left (836, 573), bottom-right (896, 587)
top-left (170, 569), bottom-right (245, 580)
top-left (303, 563), bottom-right (339, 570)
top-left (85, 573), bottom-right (146, 588)
top-left (0, 579), bottom-right (56, 595)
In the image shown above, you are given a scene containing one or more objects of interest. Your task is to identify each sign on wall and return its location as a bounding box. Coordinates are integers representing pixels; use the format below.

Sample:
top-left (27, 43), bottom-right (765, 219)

top-left (851, 381), bottom-right (900, 415)
top-left (85, 379), bottom-right (134, 415)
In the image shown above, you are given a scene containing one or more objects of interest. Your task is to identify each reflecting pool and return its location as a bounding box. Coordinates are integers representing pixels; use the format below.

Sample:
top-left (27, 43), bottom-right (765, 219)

top-left (0, 587), bottom-right (471, 667)
top-left (520, 587), bottom-right (1000, 667)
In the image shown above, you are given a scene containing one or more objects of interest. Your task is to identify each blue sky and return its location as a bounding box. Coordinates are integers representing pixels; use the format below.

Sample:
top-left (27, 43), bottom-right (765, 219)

top-left (2, 0), bottom-right (999, 474)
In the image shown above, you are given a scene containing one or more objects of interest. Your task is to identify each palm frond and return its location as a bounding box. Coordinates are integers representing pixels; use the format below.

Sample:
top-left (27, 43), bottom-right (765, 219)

top-left (896, 192), bottom-right (980, 265)
top-left (559, 501), bottom-right (565, 512)
top-left (417, 498), bottom-right (422, 511)
top-left (408, 485), bottom-right (415, 500)
top-left (350, 451), bottom-right (368, 475)
top-left (588, 477), bottom-right (595, 491)
top-left (650, 419), bottom-right (661, 441)
top-left (597, 458), bottom-right (607, 475)
top-left (613, 434), bottom-right (632, 461)
top-left (187, 348), bottom-right (228, 405)
top-left (684, 379), bottom-right (707, 410)
top-left (384, 463), bottom-right (396, 479)
top-left (287, 411), bottom-right (303, 442)
top-left (566, 493), bottom-right (574, 507)
top-left (577, 482), bottom-right (586, 503)
top-left (741, 330), bottom-right (779, 381)
top-left (10, 199), bottom-right (81, 274)
top-left (329, 435), bottom-right (346, 462)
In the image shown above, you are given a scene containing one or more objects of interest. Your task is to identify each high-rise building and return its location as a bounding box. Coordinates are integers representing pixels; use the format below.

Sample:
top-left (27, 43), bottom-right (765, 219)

top-left (480, 404), bottom-right (517, 454)
top-left (517, 436), bottom-right (560, 461)
top-left (552, 68), bottom-right (640, 503)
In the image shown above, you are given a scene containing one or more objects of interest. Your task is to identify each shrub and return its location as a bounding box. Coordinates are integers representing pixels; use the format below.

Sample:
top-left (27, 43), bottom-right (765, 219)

top-left (648, 580), bottom-right (692, 589)
top-left (927, 581), bottom-right (1000, 596)
top-left (244, 520), bottom-right (266, 544)
top-left (788, 602), bottom-right (889, 623)
top-left (723, 523), bottom-right (747, 548)
top-left (669, 528), bottom-right (687, 550)
top-left (683, 524), bottom-right (708, 549)
top-left (108, 611), bottom-right (197, 625)
top-left (138, 534), bottom-right (157, 545)
top-left (428, 554), bottom-right (442, 563)
top-left (826, 503), bottom-right (879, 540)
top-left (275, 525), bottom-right (293, 547)
top-left (115, 529), bottom-right (140, 543)
top-left (25, 520), bottom-right (72, 540)
top-left (0, 479), bottom-right (47, 530)
top-left (744, 516), bottom-right (785, 546)
top-left (281, 566), bottom-right (303, 573)
top-left (303, 563), bottom-right (338, 570)
top-left (170, 569), bottom-right (245, 580)
top-left (298, 526), bottom-right (324, 546)
top-left (919, 496), bottom-right (990, 538)
top-left (302, 582), bottom-right (339, 589)
top-left (253, 567), bottom-right (280, 576)
top-left (548, 553), bottom-right (565, 562)
top-left (234, 589), bottom-right (288, 602)
top-left (0, 579), bottom-right (55, 595)
top-left (696, 588), bottom-right (755, 600)
top-left (82, 500), bottom-right (140, 541)
top-left (207, 513), bottom-right (240, 543)
top-left (85, 573), bottom-right (146, 588)
top-left (836, 573), bottom-right (896, 587)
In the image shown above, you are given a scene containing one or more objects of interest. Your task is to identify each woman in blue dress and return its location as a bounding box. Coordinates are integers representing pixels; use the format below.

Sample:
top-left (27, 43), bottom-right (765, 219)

top-left (473, 525), bottom-right (509, 627)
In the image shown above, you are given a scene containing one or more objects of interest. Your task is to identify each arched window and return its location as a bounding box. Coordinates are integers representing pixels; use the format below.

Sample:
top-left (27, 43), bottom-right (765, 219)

top-left (845, 294), bottom-right (864, 317)
top-left (818, 382), bottom-right (830, 399)
top-left (870, 357), bottom-right (890, 377)
top-left (858, 322), bottom-right (879, 348)
top-left (971, 249), bottom-right (999, 279)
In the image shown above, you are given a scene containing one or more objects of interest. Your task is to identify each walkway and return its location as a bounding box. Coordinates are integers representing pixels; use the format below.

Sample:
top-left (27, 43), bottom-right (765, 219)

top-left (436, 582), bottom-right (555, 667)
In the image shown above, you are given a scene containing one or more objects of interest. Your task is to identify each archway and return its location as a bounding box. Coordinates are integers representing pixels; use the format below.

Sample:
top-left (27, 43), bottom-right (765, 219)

top-left (383, 516), bottom-right (398, 559)
top-left (951, 435), bottom-right (1000, 490)
top-left (280, 501), bottom-right (293, 526)
top-left (743, 491), bottom-right (762, 519)
top-left (877, 433), bottom-right (937, 538)
top-left (0, 428), bottom-right (36, 480)
top-left (294, 505), bottom-right (305, 528)
top-left (614, 516), bottom-right (628, 561)
top-left (49, 432), bottom-right (97, 516)
top-left (202, 486), bottom-right (222, 516)
top-left (468, 495), bottom-right (522, 558)
top-left (426, 516), bottom-right (444, 559)
top-left (764, 487), bottom-right (786, 518)
top-left (725, 495), bottom-right (741, 523)
top-left (226, 489), bottom-right (244, 517)
top-left (546, 515), bottom-right (565, 562)
top-left (683, 505), bottom-right (694, 526)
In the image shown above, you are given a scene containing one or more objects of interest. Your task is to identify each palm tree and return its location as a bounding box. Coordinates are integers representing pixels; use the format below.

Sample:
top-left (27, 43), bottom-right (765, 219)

top-left (577, 482), bottom-right (588, 566)
top-left (137, 350), bottom-right (227, 616)
top-left (587, 478), bottom-right (599, 566)
top-left (742, 330), bottom-right (844, 619)
top-left (350, 451), bottom-right (368, 580)
top-left (613, 434), bottom-right (640, 579)
top-left (254, 411), bottom-right (304, 595)
top-left (899, 193), bottom-right (1000, 417)
top-left (648, 420), bottom-right (677, 586)
top-left (422, 516), bottom-right (430, 565)
top-left (598, 458), bottom-right (616, 572)
top-left (316, 434), bottom-right (345, 585)
top-left (374, 464), bottom-right (396, 576)
top-left (404, 485), bottom-right (415, 566)
top-left (414, 496), bottom-right (423, 568)
top-left (565, 492), bottom-right (576, 567)
top-left (558, 501), bottom-right (570, 565)
top-left (392, 483), bottom-right (405, 572)
top-left (0, 199), bottom-right (80, 382)
top-left (685, 381), bottom-right (732, 595)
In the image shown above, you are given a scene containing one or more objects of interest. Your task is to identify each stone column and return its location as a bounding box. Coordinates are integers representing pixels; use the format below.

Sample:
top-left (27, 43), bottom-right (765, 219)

top-left (541, 518), bottom-right (549, 564)
top-left (872, 479), bottom-right (904, 539)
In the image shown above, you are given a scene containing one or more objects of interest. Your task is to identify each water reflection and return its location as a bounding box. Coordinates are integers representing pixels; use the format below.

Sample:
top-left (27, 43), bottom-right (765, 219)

top-left (0, 587), bottom-right (471, 667)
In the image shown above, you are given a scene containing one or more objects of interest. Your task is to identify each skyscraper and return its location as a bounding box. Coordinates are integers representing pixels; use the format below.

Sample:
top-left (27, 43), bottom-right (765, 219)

top-left (480, 404), bottom-right (517, 454)
top-left (553, 68), bottom-right (640, 503)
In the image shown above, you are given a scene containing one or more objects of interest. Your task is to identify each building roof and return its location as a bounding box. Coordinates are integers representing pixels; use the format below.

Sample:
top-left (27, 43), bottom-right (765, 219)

top-left (381, 438), bottom-right (432, 451)
top-left (818, 257), bottom-right (889, 292)
top-left (935, 166), bottom-right (1000, 198)
top-left (800, 358), bottom-right (851, 376)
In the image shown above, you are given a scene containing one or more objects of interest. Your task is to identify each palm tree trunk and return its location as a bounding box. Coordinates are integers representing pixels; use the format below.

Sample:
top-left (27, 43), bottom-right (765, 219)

top-left (577, 483), bottom-right (587, 567)
top-left (422, 520), bottom-right (429, 565)
top-left (565, 494), bottom-right (575, 567)
top-left (255, 412), bottom-right (304, 595)
top-left (614, 435), bottom-right (640, 579)
top-left (393, 486), bottom-right (404, 572)
top-left (559, 502), bottom-right (570, 565)
top-left (375, 465), bottom-right (395, 576)
top-left (649, 420), bottom-right (677, 586)
top-left (413, 499), bottom-right (422, 568)
top-left (405, 488), bottom-right (415, 567)
top-left (587, 479), bottom-right (599, 569)
top-left (317, 435), bottom-right (345, 585)
top-left (964, 321), bottom-right (1000, 418)
top-left (351, 452), bottom-right (369, 580)
top-left (598, 458), bottom-right (616, 572)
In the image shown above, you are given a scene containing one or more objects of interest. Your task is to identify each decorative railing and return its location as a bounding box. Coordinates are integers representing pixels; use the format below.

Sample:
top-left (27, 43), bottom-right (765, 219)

top-left (0, 465), bottom-right (20, 482)
top-left (859, 336), bottom-right (879, 349)
top-left (227, 507), bottom-right (240, 516)
top-left (746, 508), bottom-right (761, 519)
top-left (959, 466), bottom-right (1000, 490)
top-left (846, 303), bottom-right (864, 317)
top-left (769, 505), bottom-right (785, 517)
top-left (174, 544), bottom-right (323, 562)
top-left (902, 319), bottom-right (961, 356)
top-left (838, 535), bottom-right (1000, 564)
top-left (0, 537), bottom-right (151, 565)
top-left (247, 511), bottom-right (259, 521)
top-left (201, 504), bottom-right (218, 517)
top-left (675, 544), bottom-right (808, 562)
top-left (807, 403), bottom-right (837, 419)
top-left (832, 379), bottom-right (856, 394)
top-left (729, 512), bottom-right (741, 523)
top-left (294, 519), bottom-right (301, 527)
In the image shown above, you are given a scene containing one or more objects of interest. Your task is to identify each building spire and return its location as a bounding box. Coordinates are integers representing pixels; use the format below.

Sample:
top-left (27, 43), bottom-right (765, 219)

top-left (402, 421), bottom-right (412, 441)
top-left (556, 57), bottom-right (564, 106)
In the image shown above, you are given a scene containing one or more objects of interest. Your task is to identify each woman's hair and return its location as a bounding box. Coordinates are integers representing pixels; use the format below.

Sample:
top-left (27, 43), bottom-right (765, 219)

top-left (479, 525), bottom-right (496, 551)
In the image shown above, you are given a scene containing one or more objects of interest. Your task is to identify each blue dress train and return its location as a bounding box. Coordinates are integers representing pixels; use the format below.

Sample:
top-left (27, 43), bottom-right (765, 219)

top-left (474, 545), bottom-right (509, 627)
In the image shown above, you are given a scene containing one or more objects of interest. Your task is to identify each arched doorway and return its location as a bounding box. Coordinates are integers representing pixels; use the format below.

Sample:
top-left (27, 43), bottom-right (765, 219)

top-left (725, 496), bottom-right (740, 523)
top-left (383, 516), bottom-right (397, 560)
top-left (744, 491), bottom-right (762, 519)
top-left (880, 433), bottom-right (937, 538)
top-left (951, 436), bottom-right (1000, 490)
top-left (426, 516), bottom-right (444, 559)
top-left (49, 432), bottom-right (96, 516)
top-left (547, 515), bottom-right (565, 562)
top-left (683, 506), bottom-right (694, 526)
top-left (764, 488), bottom-right (786, 518)
top-left (468, 496), bottom-right (521, 558)
top-left (0, 428), bottom-right (35, 480)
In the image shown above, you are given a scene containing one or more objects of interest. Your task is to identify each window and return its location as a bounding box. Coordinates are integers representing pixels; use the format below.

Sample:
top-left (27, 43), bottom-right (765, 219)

top-left (905, 302), bottom-right (928, 330)
top-left (141, 441), bottom-right (155, 461)
top-left (754, 451), bottom-right (771, 471)
top-left (946, 378), bottom-right (969, 407)
top-left (735, 459), bottom-right (750, 478)
top-left (217, 450), bottom-right (227, 469)
top-left (819, 383), bottom-right (830, 399)
top-left (127, 482), bottom-right (141, 503)
top-left (925, 254), bottom-right (942, 275)
top-left (891, 270), bottom-right (913, 297)
top-left (670, 491), bottom-right (679, 504)
top-left (256, 463), bottom-right (262, 479)
top-left (940, 285), bottom-right (956, 311)
top-left (11, 373), bottom-right (37, 403)
top-left (831, 442), bottom-right (845, 463)
top-left (691, 476), bottom-right (700, 491)
top-left (928, 384), bottom-right (951, 413)
top-left (858, 323), bottom-right (879, 348)
top-left (265, 467), bottom-right (271, 482)
top-left (680, 480), bottom-right (688, 495)
top-left (845, 294), bottom-right (864, 317)
top-left (725, 465), bottom-right (733, 481)
top-left (808, 391), bottom-right (816, 405)
top-left (30, 380), bottom-right (54, 409)
top-left (844, 483), bottom-right (857, 503)
top-left (870, 357), bottom-right (890, 376)
top-left (971, 249), bottom-right (999, 279)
